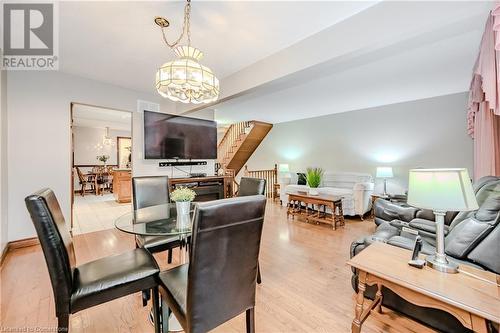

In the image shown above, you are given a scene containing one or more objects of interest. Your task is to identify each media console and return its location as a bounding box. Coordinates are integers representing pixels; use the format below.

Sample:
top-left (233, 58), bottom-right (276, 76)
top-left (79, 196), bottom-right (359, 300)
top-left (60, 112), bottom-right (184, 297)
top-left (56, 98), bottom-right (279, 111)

top-left (168, 175), bottom-right (234, 201)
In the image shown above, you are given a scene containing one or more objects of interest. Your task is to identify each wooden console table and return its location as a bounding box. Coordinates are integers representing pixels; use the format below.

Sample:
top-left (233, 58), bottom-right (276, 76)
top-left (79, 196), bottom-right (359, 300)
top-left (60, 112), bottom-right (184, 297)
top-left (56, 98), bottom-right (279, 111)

top-left (347, 242), bottom-right (500, 333)
top-left (286, 192), bottom-right (344, 230)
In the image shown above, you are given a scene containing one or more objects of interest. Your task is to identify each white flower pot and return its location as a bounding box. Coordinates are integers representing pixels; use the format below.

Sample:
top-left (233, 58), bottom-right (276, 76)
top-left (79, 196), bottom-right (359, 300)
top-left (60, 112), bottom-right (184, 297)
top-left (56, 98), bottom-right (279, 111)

top-left (176, 201), bottom-right (191, 216)
top-left (309, 188), bottom-right (319, 196)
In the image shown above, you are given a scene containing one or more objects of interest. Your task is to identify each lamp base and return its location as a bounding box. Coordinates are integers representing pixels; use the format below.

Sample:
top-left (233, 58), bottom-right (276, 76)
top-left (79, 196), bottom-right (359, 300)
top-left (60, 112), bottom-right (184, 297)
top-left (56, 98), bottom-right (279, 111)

top-left (425, 254), bottom-right (459, 274)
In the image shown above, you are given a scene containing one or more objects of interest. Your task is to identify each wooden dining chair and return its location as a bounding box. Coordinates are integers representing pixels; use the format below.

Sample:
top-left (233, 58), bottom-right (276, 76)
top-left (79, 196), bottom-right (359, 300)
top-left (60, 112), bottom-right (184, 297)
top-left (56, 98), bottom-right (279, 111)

top-left (157, 195), bottom-right (267, 333)
top-left (92, 166), bottom-right (107, 195)
top-left (105, 166), bottom-right (115, 193)
top-left (25, 188), bottom-right (161, 332)
top-left (75, 167), bottom-right (93, 196)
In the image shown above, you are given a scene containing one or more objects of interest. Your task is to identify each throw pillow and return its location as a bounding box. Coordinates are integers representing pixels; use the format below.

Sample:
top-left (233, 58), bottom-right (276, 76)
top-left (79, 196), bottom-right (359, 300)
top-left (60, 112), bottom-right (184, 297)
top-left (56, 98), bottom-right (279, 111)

top-left (297, 173), bottom-right (307, 185)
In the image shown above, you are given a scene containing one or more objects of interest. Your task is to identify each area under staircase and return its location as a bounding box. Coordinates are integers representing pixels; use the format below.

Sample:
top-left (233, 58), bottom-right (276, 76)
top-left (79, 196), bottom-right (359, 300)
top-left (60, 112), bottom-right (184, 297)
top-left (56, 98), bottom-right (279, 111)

top-left (217, 120), bottom-right (273, 175)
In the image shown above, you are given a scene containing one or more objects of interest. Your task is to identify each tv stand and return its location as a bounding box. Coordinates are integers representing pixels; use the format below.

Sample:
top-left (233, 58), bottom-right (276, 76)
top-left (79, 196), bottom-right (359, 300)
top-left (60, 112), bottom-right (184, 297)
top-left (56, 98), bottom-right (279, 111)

top-left (168, 175), bottom-right (234, 201)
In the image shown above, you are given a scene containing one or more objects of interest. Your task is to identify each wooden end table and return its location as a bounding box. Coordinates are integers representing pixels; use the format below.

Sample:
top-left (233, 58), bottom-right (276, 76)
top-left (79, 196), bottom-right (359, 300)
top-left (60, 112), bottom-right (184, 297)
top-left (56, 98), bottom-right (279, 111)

top-left (273, 183), bottom-right (281, 203)
top-left (347, 242), bottom-right (500, 333)
top-left (286, 192), bottom-right (344, 230)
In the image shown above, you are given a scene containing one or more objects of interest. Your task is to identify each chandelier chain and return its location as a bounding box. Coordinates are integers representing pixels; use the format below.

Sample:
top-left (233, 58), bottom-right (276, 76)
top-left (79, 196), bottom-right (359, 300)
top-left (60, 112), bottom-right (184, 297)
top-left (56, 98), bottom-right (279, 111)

top-left (160, 0), bottom-right (191, 49)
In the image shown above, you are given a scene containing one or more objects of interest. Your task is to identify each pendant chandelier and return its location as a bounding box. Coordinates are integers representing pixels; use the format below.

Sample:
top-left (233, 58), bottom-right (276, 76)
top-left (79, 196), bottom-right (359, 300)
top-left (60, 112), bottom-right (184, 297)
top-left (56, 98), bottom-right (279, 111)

top-left (102, 127), bottom-right (114, 146)
top-left (94, 127), bottom-right (115, 151)
top-left (154, 0), bottom-right (219, 104)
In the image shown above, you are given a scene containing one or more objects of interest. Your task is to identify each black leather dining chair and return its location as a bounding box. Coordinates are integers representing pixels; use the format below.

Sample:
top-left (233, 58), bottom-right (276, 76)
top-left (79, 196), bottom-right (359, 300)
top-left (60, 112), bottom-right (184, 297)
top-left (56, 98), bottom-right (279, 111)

top-left (25, 189), bottom-right (161, 332)
top-left (132, 176), bottom-right (181, 264)
top-left (238, 177), bottom-right (267, 197)
top-left (132, 176), bottom-right (184, 306)
top-left (238, 177), bottom-right (266, 284)
top-left (157, 195), bottom-right (267, 333)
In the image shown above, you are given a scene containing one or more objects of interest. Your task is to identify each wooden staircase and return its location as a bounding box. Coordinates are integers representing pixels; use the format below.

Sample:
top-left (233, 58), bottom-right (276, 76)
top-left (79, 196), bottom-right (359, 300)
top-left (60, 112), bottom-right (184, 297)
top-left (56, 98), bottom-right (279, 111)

top-left (217, 120), bottom-right (273, 175)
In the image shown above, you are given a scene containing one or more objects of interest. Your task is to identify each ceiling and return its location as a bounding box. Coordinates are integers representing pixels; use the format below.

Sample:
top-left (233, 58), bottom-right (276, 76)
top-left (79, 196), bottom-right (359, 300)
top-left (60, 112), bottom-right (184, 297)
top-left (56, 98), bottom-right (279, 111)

top-left (59, 1), bottom-right (376, 93)
top-left (59, 1), bottom-right (493, 124)
top-left (72, 104), bottom-right (132, 131)
top-left (214, 28), bottom-right (482, 124)
top-left (211, 0), bottom-right (493, 124)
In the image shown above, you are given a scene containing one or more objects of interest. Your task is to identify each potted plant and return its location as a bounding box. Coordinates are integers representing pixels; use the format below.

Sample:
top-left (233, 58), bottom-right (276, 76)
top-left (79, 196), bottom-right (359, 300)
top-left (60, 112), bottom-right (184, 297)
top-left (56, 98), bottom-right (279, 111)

top-left (171, 187), bottom-right (196, 216)
top-left (96, 155), bottom-right (110, 166)
top-left (306, 167), bottom-right (323, 195)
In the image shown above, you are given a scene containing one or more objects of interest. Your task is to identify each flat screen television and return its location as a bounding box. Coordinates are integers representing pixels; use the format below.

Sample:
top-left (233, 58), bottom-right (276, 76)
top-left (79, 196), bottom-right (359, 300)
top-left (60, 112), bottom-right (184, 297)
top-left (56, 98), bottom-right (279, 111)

top-left (143, 111), bottom-right (217, 160)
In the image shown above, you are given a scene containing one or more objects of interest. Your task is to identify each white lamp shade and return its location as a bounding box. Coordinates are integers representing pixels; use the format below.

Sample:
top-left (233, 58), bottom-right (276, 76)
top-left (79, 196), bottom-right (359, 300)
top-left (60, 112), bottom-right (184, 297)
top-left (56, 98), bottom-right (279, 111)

top-left (278, 164), bottom-right (290, 173)
top-left (376, 167), bottom-right (393, 178)
top-left (407, 168), bottom-right (478, 212)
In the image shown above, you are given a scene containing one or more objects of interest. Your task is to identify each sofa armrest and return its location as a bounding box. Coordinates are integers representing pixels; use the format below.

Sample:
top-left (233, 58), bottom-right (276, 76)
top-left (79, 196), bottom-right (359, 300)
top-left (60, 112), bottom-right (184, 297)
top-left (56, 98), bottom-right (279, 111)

top-left (374, 199), bottom-right (418, 223)
top-left (371, 222), bottom-right (401, 242)
top-left (389, 219), bottom-right (411, 229)
top-left (352, 182), bottom-right (374, 216)
top-left (353, 182), bottom-right (374, 191)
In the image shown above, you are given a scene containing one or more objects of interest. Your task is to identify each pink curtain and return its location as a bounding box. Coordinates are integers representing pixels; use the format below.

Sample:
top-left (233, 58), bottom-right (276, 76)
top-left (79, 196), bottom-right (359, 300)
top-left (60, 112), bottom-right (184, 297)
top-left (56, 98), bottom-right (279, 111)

top-left (472, 102), bottom-right (500, 179)
top-left (468, 12), bottom-right (500, 180)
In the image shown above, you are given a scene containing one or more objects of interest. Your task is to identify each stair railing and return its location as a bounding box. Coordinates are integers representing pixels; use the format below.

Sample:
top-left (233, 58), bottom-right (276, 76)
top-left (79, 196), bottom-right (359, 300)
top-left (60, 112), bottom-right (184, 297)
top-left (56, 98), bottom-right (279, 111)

top-left (243, 164), bottom-right (278, 199)
top-left (217, 121), bottom-right (251, 166)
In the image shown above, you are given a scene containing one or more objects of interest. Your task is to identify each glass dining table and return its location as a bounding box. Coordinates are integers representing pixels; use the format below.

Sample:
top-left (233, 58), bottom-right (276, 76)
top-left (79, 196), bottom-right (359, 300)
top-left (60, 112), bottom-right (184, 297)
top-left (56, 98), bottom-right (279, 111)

top-left (114, 202), bottom-right (195, 331)
top-left (115, 202), bottom-right (194, 237)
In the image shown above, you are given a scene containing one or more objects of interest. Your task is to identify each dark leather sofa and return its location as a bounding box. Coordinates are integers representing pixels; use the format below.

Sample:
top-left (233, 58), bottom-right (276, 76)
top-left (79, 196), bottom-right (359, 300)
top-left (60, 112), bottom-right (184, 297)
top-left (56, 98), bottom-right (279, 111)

top-left (351, 176), bottom-right (500, 333)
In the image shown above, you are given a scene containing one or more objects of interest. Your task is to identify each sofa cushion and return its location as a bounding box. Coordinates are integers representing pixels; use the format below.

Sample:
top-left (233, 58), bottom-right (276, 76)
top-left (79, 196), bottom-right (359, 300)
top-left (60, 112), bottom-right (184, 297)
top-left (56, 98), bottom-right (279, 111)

top-left (475, 195), bottom-right (500, 221)
top-left (409, 218), bottom-right (450, 235)
top-left (415, 210), bottom-right (458, 226)
top-left (386, 236), bottom-right (436, 255)
top-left (445, 217), bottom-right (495, 259)
top-left (467, 226), bottom-right (500, 274)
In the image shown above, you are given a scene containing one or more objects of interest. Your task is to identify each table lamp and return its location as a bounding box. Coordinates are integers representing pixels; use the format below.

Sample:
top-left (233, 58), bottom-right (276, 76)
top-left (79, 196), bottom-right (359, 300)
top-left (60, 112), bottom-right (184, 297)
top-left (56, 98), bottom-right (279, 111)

top-left (278, 164), bottom-right (291, 185)
top-left (407, 168), bottom-right (478, 273)
top-left (376, 167), bottom-right (393, 196)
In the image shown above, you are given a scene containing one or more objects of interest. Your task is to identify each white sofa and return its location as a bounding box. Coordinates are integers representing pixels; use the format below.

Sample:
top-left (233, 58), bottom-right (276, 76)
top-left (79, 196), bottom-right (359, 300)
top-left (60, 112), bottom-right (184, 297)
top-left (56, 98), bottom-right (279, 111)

top-left (280, 172), bottom-right (374, 218)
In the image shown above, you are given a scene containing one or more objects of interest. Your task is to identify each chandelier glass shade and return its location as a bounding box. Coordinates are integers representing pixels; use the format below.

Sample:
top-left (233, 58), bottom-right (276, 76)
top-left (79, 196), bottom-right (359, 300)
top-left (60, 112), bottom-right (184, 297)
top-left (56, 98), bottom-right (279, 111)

top-left (94, 127), bottom-right (115, 151)
top-left (156, 45), bottom-right (219, 104)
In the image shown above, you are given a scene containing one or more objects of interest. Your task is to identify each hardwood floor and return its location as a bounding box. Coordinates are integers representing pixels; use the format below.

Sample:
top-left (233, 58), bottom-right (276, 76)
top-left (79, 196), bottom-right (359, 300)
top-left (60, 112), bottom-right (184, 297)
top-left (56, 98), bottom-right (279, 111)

top-left (1, 200), bottom-right (434, 333)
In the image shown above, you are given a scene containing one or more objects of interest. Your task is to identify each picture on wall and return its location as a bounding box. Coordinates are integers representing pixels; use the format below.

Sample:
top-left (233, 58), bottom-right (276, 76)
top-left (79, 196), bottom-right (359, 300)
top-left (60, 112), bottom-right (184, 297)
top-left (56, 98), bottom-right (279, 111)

top-left (117, 136), bottom-right (132, 169)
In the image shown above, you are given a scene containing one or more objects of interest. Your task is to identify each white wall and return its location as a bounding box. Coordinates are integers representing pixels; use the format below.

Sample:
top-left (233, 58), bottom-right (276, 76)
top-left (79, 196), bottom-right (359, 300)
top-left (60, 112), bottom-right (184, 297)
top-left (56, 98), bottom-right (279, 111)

top-left (73, 126), bottom-right (131, 165)
top-left (0, 69), bottom-right (8, 253)
top-left (245, 93), bottom-right (474, 194)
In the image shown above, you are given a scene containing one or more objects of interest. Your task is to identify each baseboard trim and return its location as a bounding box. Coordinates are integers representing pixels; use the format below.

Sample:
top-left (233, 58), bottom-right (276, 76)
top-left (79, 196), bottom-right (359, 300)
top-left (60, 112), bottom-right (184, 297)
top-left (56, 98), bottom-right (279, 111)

top-left (9, 236), bottom-right (39, 249)
top-left (1, 237), bottom-right (40, 266)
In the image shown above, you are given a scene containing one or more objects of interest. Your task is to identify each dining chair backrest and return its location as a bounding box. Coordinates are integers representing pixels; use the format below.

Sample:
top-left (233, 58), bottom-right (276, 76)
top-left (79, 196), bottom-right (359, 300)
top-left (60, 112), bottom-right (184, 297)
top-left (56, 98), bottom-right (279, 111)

top-left (187, 195), bottom-right (267, 333)
top-left (132, 176), bottom-right (170, 210)
top-left (24, 189), bottom-right (76, 317)
top-left (238, 177), bottom-right (266, 197)
top-left (75, 167), bottom-right (85, 183)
